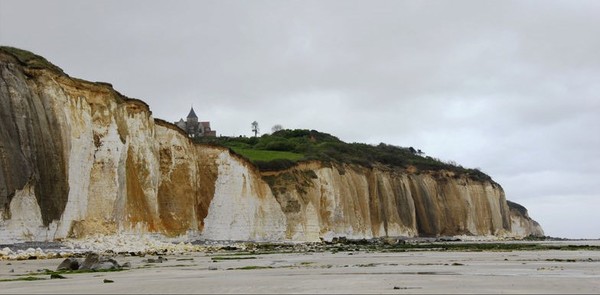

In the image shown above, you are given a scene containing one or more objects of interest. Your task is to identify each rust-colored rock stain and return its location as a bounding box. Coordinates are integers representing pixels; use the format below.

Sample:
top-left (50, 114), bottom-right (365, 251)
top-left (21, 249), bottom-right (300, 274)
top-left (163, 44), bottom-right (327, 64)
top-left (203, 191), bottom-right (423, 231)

top-left (125, 149), bottom-right (158, 232)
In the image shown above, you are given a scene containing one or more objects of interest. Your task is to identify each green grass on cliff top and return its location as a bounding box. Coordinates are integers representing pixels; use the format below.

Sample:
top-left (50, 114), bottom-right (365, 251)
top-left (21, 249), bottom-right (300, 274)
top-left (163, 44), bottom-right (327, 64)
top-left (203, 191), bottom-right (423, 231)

top-left (229, 147), bottom-right (304, 163)
top-left (195, 129), bottom-right (492, 182)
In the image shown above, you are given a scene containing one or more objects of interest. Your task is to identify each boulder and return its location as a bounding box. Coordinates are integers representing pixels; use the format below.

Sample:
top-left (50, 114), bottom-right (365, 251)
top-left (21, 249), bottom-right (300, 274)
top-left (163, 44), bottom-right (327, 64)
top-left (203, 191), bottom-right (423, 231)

top-left (56, 258), bottom-right (80, 271)
top-left (79, 253), bottom-right (120, 271)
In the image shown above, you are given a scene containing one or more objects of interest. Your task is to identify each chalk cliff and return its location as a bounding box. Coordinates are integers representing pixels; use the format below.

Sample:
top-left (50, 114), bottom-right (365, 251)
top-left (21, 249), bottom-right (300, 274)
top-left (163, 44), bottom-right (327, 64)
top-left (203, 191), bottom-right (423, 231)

top-left (262, 163), bottom-right (546, 241)
top-left (0, 47), bottom-right (543, 243)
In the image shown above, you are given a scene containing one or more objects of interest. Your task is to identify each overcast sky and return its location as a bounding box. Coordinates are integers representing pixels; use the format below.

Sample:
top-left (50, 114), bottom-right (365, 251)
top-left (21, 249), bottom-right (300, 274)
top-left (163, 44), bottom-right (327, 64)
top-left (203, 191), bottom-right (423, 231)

top-left (1, 0), bottom-right (598, 239)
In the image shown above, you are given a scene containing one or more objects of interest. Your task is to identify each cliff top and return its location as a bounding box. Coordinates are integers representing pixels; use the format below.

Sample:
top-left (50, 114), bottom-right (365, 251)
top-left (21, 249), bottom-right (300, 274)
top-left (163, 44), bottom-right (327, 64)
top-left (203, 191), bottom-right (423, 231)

top-left (0, 46), bottom-right (153, 112)
top-left (507, 200), bottom-right (529, 216)
top-left (0, 46), bottom-right (65, 75)
top-left (195, 129), bottom-right (493, 182)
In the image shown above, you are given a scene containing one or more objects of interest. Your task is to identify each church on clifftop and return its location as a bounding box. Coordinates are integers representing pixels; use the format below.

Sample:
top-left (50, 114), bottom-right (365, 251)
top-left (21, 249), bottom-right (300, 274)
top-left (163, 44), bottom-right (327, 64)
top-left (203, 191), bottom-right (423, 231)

top-left (174, 107), bottom-right (216, 137)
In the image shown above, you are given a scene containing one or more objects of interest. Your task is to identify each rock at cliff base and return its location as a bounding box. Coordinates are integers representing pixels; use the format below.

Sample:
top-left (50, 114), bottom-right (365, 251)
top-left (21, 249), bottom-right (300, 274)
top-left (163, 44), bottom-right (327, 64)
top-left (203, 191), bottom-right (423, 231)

top-left (79, 253), bottom-right (120, 270)
top-left (56, 258), bottom-right (80, 271)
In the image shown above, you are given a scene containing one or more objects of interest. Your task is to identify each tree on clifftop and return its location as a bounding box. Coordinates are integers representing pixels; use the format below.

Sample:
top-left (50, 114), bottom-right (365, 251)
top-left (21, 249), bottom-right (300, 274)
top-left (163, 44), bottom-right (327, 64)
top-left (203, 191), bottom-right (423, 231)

top-left (251, 121), bottom-right (259, 137)
top-left (271, 124), bottom-right (283, 133)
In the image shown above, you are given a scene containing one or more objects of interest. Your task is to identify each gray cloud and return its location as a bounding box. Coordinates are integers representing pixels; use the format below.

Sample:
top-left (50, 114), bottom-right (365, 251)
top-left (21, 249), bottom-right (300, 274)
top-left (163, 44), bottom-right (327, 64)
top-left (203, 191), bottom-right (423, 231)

top-left (1, 0), bottom-right (598, 238)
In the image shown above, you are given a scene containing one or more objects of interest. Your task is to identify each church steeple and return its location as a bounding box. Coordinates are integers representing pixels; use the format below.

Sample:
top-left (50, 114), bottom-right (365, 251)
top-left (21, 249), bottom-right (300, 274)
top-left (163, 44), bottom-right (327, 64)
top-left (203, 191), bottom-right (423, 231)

top-left (174, 106), bottom-right (216, 137)
top-left (187, 106), bottom-right (198, 119)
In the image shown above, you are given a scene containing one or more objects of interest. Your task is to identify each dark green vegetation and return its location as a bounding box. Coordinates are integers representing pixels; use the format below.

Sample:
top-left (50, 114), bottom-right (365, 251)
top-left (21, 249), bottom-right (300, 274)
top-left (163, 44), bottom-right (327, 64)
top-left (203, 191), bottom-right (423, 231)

top-left (0, 46), bottom-right (65, 74)
top-left (507, 200), bottom-right (529, 216)
top-left (0, 276), bottom-right (46, 282)
top-left (228, 148), bottom-right (304, 163)
top-left (195, 129), bottom-right (491, 181)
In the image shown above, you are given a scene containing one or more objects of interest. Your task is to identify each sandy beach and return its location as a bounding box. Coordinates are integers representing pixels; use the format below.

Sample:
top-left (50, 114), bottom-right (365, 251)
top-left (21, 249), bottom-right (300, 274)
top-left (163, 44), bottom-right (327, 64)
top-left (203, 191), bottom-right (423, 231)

top-left (0, 240), bottom-right (598, 294)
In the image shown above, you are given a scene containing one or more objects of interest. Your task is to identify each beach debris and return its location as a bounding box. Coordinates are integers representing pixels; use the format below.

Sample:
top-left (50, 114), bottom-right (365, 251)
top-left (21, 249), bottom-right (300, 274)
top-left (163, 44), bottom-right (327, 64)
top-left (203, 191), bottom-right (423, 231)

top-left (103, 279), bottom-right (114, 283)
top-left (382, 237), bottom-right (405, 245)
top-left (144, 256), bottom-right (167, 263)
top-left (0, 247), bottom-right (60, 260)
top-left (9, 269), bottom-right (14, 273)
top-left (393, 286), bottom-right (421, 290)
top-left (63, 234), bottom-right (203, 256)
top-left (208, 266), bottom-right (218, 270)
top-left (0, 247), bottom-right (12, 258)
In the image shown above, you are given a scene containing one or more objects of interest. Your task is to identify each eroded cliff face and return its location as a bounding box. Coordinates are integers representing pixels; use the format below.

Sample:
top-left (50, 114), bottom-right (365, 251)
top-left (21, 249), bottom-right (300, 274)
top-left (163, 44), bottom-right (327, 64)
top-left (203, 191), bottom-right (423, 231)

top-left (0, 47), bottom-right (543, 243)
top-left (263, 164), bottom-right (543, 241)
top-left (507, 201), bottom-right (545, 237)
top-left (0, 48), bottom-right (287, 242)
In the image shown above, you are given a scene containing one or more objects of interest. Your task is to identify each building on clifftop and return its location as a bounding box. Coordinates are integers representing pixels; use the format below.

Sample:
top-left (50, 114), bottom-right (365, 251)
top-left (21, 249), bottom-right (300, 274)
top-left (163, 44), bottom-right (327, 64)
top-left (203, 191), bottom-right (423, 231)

top-left (174, 107), bottom-right (216, 138)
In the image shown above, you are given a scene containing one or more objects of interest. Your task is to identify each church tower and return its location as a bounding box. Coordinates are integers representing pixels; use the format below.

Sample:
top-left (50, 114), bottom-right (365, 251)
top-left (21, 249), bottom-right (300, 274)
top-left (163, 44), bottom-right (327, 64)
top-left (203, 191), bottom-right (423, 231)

top-left (174, 106), bottom-right (216, 137)
top-left (186, 107), bottom-right (200, 137)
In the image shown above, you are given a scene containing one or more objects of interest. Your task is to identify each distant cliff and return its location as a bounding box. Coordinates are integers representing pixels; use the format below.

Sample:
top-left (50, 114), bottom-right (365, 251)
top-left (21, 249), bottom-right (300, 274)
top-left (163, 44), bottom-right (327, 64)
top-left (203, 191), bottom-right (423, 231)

top-left (0, 47), bottom-right (543, 243)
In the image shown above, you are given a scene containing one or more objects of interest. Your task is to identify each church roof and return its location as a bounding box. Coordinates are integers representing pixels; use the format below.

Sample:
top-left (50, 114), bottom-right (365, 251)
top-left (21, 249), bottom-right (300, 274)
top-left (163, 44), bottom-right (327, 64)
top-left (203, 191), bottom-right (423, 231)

top-left (187, 107), bottom-right (198, 119)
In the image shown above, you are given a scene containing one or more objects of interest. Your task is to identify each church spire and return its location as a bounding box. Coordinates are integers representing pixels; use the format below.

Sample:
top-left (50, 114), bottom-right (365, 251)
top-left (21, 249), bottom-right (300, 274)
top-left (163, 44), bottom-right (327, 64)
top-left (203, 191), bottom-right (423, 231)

top-left (187, 106), bottom-right (198, 119)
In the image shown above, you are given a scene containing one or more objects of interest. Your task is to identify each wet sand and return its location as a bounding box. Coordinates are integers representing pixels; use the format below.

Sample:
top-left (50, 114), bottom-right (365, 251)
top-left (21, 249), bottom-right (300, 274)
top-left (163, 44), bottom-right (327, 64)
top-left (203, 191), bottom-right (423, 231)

top-left (1, 241), bottom-right (599, 294)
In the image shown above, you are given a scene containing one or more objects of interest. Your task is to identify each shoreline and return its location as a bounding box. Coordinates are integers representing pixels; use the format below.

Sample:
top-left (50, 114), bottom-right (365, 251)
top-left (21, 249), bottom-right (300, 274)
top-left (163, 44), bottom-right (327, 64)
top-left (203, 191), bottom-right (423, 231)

top-left (2, 237), bottom-right (599, 261)
top-left (0, 240), bottom-right (599, 294)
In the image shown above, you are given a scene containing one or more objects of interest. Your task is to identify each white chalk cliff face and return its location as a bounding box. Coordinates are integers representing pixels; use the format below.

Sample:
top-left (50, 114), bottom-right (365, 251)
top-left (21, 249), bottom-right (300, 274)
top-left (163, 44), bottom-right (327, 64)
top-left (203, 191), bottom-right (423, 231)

top-left (0, 47), bottom-right (543, 243)
top-left (201, 151), bottom-right (287, 241)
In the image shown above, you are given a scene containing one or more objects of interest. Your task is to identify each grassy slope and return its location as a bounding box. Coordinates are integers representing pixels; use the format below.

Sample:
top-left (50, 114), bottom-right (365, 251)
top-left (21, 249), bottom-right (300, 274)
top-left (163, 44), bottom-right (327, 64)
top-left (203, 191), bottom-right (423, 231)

top-left (195, 129), bottom-right (492, 182)
top-left (229, 147), bottom-right (304, 162)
